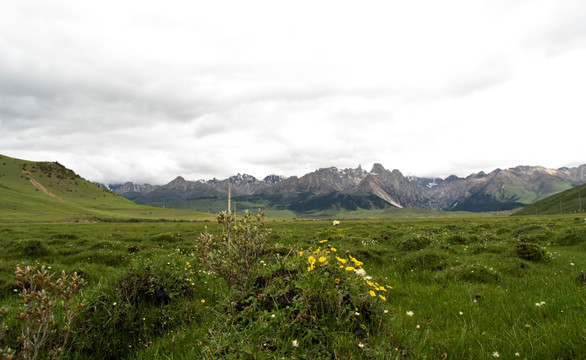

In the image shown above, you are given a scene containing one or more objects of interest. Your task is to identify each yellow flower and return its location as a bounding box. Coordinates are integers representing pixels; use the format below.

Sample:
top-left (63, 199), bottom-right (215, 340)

top-left (318, 256), bottom-right (327, 263)
top-left (307, 256), bottom-right (316, 272)
top-left (349, 255), bottom-right (364, 267)
top-left (330, 247), bottom-right (337, 252)
top-left (319, 239), bottom-right (328, 243)
top-left (379, 295), bottom-right (386, 301)
top-left (386, 285), bottom-right (394, 290)
top-left (334, 278), bottom-right (340, 284)
top-left (369, 290), bottom-right (376, 297)
top-left (299, 251), bottom-right (303, 257)
top-left (345, 266), bottom-right (355, 271)
top-left (336, 257), bottom-right (347, 264)
top-left (201, 299), bottom-right (205, 303)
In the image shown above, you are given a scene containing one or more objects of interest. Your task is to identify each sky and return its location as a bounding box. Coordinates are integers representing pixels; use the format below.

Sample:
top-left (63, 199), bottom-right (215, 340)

top-left (1, 0), bottom-right (585, 185)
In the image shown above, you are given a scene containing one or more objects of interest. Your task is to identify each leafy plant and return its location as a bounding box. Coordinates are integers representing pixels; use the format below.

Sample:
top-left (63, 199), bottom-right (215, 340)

top-left (196, 210), bottom-right (271, 289)
top-left (12, 266), bottom-right (85, 360)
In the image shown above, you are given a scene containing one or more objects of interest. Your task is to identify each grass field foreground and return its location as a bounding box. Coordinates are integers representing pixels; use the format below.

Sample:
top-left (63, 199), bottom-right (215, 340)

top-left (0, 215), bottom-right (584, 358)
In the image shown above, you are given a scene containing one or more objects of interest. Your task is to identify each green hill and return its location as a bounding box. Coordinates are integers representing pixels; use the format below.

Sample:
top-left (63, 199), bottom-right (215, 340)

top-left (0, 154), bottom-right (213, 223)
top-left (513, 182), bottom-right (586, 216)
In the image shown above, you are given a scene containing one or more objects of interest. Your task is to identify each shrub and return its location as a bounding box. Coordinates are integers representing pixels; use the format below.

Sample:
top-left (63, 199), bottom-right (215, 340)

top-left (446, 234), bottom-right (469, 245)
top-left (555, 228), bottom-right (586, 246)
top-left (515, 243), bottom-right (545, 261)
top-left (196, 210), bottom-right (271, 289)
top-left (71, 253), bottom-right (208, 359)
top-left (443, 264), bottom-right (500, 283)
top-left (1, 266), bottom-right (86, 360)
top-left (19, 240), bottom-right (49, 257)
top-left (399, 235), bottom-right (432, 251)
top-left (399, 251), bottom-right (448, 271)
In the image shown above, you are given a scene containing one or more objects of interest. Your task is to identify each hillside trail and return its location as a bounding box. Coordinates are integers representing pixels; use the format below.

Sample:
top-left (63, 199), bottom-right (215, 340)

top-left (21, 170), bottom-right (63, 201)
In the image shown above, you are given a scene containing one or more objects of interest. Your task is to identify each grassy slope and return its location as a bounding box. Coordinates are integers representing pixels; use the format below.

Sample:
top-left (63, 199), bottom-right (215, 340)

top-left (0, 154), bottom-right (214, 222)
top-left (514, 182), bottom-right (586, 216)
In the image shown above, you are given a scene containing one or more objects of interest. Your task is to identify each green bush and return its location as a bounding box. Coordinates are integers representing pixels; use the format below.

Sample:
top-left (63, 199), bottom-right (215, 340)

top-left (399, 235), bottom-right (432, 251)
top-left (515, 243), bottom-right (545, 261)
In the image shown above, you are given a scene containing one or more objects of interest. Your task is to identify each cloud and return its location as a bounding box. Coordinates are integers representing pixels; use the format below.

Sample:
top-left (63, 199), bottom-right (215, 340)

top-left (0, 1), bottom-right (585, 184)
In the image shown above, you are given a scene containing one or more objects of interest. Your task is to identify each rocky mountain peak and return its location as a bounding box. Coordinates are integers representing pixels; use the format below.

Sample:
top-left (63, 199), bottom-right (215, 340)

top-left (370, 163), bottom-right (386, 175)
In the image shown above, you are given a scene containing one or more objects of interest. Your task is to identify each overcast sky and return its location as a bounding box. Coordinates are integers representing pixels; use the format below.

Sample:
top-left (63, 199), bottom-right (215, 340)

top-left (1, 0), bottom-right (585, 184)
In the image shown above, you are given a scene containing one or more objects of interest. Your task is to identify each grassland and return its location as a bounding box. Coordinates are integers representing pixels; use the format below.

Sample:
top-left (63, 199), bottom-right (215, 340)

top-left (0, 154), bottom-right (214, 223)
top-left (515, 182), bottom-right (586, 216)
top-left (0, 214), bottom-right (584, 359)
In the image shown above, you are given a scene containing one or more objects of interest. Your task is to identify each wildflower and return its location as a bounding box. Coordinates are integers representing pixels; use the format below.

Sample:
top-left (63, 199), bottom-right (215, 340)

top-left (330, 247), bottom-right (337, 252)
top-left (318, 256), bottom-right (327, 263)
top-left (355, 312), bottom-right (360, 316)
top-left (307, 256), bottom-right (316, 272)
top-left (348, 255), bottom-right (364, 267)
top-left (333, 220), bottom-right (340, 226)
top-left (570, 262), bottom-right (575, 266)
top-left (492, 351), bottom-right (500, 358)
top-left (386, 285), bottom-right (393, 290)
top-left (535, 301), bottom-right (545, 307)
top-left (148, 341), bottom-right (153, 345)
top-left (384, 310), bottom-right (388, 314)
top-left (299, 251), bottom-right (303, 257)
top-left (271, 314), bottom-right (276, 318)
top-left (416, 324), bottom-right (421, 329)
top-left (113, 302), bottom-right (117, 306)
top-left (334, 278), bottom-right (340, 284)
top-left (345, 266), bottom-right (355, 271)
top-left (355, 268), bottom-right (366, 277)
top-left (459, 311), bottom-right (464, 315)
top-left (515, 353), bottom-right (520, 357)
top-left (292, 339), bottom-right (299, 348)
top-left (379, 295), bottom-right (386, 301)
top-left (357, 342), bottom-right (364, 349)
top-left (319, 239), bottom-right (328, 243)
top-left (406, 311), bottom-right (414, 317)
top-left (369, 290), bottom-right (376, 297)
top-left (201, 299), bottom-right (205, 303)
top-left (336, 256), bottom-right (347, 264)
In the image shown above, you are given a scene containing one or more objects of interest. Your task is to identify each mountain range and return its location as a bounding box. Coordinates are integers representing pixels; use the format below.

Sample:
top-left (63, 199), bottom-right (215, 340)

top-left (106, 163), bottom-right (586, 214)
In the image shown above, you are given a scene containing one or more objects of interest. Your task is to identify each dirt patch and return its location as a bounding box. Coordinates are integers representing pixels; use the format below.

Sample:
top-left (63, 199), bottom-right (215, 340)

top-left (22, 170), bottom-right (63, 201)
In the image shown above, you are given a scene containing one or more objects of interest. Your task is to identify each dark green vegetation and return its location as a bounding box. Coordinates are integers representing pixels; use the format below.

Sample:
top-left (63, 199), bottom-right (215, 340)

top-left (143, 193), bottom-right (505, 220)
top-left (0, 154), bottom-right (214, 222)
top-left (515, 182), bottom-right (586, 216)
top-left (0, 215), bottom-right (585, 359)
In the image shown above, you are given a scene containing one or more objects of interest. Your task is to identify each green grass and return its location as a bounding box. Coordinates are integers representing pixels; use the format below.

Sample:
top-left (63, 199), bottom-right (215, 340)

top-left (0, 215), bottom-right (584, 359)
top-left (0, 154), bottom-right (214, 223)
top-left (515, 182), bottom-right (586, 216)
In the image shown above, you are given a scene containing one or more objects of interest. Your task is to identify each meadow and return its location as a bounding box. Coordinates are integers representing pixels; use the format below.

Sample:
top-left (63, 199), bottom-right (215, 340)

top-left (0, 214), bottom-right (584, 359)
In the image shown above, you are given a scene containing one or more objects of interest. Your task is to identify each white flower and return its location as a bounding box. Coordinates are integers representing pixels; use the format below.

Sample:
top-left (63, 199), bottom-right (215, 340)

top-left (406, 311), bottom-right (414, 317)
top-left (416, 324), bottom-right (421, 329)
top-left (535, 301), bottom-right (546, 307)
top-left (515, 353), bottom-right (520, 357)
top-left (570, 263), bottom-right (575, 266)
top-left (459, 311), bottom-right (464, 315)
top-left (355, 312), bottom-right (360, 316)
top-left (383, 310), bottom-right (388, 314)
top-left (292, 339), bottom-right (298, 348)
top-left (271, 314), bottom-right (275, 318)
top-left (332, 220), bottom-right (340, 226)
top-left (358, 342), bottom-right (364, 349)
top-left (354, 268), bottom-right (367, 277)
top-left (492, 351), bottom-right (500, 358)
